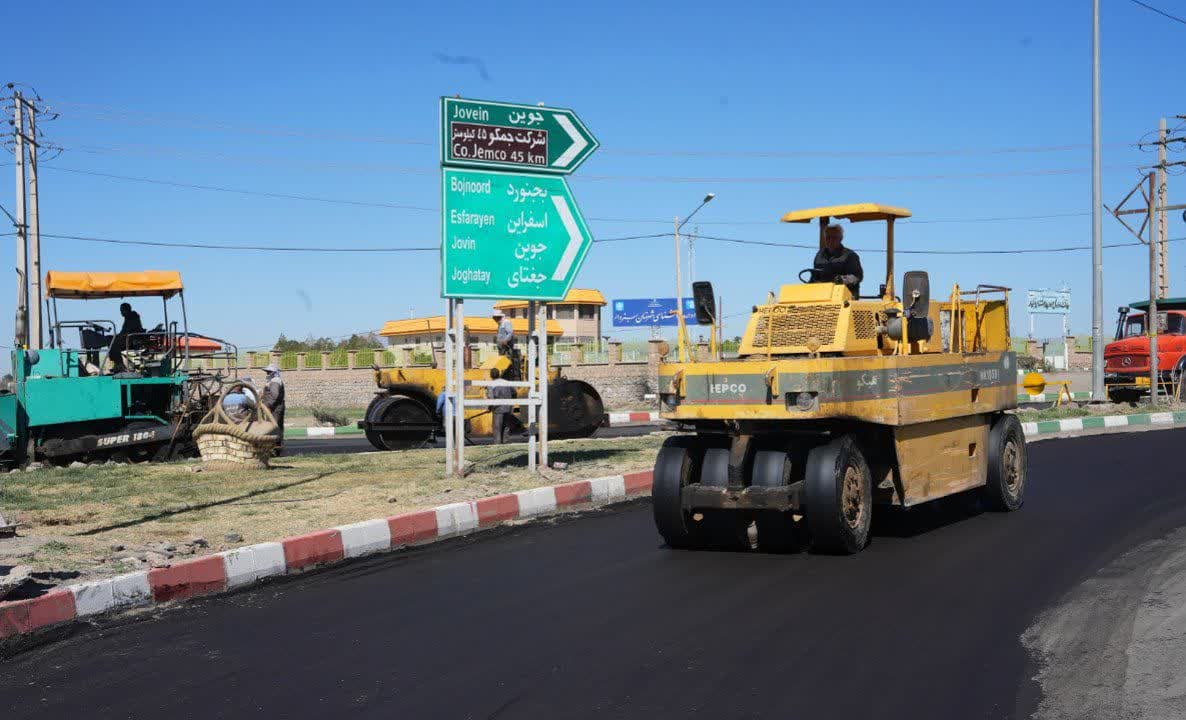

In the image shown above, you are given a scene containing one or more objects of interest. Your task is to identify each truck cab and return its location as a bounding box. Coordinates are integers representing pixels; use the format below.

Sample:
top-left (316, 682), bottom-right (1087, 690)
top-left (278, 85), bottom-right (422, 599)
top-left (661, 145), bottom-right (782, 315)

top-left (1104, 298), bottom-right (1186, 402)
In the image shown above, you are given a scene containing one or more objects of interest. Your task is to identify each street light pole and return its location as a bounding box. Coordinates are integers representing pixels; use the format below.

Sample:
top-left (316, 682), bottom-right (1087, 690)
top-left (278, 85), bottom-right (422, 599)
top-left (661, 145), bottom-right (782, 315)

top-left (1090, 0), bottom-right (1105, 402)
top-left (674, 193), bottom-right (715, 363)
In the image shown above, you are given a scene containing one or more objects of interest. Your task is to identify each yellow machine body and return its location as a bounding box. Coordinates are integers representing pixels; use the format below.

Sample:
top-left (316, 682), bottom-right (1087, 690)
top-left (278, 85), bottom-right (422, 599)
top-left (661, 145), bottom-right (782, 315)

top-left (372, 358), bottom-right (561, 438)
top-left (656, 203), bottom-right (1021, 522)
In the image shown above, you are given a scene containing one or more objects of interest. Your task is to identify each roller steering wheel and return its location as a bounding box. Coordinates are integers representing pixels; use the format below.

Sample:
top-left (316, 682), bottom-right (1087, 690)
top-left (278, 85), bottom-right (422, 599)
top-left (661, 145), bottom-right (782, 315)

top-left (798, 268), bottom-right (818, 283)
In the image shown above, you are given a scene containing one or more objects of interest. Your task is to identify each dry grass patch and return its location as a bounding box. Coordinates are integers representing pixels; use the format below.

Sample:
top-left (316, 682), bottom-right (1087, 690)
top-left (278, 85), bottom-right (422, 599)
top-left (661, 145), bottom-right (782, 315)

top-left (0, 433), bottom-right (665, 585)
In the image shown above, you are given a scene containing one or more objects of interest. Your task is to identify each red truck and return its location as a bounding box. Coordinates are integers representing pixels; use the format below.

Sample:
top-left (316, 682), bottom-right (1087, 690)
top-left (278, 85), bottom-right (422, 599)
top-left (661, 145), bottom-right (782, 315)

top-left (1104, 298), bottom-right (1186, 402)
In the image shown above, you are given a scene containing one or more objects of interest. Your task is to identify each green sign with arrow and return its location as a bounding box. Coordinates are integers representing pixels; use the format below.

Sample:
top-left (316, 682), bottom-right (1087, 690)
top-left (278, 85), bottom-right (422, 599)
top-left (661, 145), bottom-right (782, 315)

top-left (441, 97), bottom-right (599, 174)
top-left (441, 168), bottom-right (594, 300)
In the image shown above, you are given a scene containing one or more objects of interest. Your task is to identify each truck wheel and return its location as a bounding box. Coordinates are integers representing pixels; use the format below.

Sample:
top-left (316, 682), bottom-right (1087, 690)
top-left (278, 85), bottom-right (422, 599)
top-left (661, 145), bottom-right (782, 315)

top-left (981, 414), bottom-right (1026, 512)
top-left (652, 436), bottom-right (707, 549)
top-left (752, 449), bottom-right (801, 553)
top-left (804, 436), bottom-right (872, 554)
top-left (1174, 359), bottom-right (1186, 402)
top-left (1107, 388), bottom-right (1140, 404)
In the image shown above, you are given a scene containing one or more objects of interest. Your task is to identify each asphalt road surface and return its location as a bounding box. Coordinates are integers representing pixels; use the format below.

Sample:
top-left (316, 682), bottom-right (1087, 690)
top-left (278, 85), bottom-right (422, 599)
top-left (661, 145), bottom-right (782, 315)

top-left (5, 429), bottom-right (1186, 719)
top-left (283, 423), bottom-right (662, 456)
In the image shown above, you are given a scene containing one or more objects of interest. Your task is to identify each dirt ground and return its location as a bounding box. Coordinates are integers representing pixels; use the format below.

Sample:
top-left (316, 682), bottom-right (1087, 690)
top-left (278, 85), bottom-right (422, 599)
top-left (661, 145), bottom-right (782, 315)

top-left (0, 434), bottom-right (665, 596)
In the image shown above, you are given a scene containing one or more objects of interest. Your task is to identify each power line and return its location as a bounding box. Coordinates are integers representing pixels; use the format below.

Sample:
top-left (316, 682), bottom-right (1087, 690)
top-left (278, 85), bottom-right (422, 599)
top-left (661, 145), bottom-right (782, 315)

top-left (1129, 0), bottom-right (1186, 25)
top-left (38, 231), bottom-right (670, 253)
top-left (43, 166), bottom-right (439, 212)
top-left (577, 165), bottom-right (1130, 184)
top-left (42, 163), bottom-right (1103, 226)
top-left (48, 99), bottom-right (1140, 159)
top-left (692, 232), bottom-right (1186, 255)
top-left (33, 228), bottom-right (1186, 257)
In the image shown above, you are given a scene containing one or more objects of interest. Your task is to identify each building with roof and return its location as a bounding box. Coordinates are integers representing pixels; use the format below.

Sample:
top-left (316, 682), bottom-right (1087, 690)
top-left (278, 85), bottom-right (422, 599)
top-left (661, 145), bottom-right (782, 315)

top-left (492, 289), bottom-right (606, 343)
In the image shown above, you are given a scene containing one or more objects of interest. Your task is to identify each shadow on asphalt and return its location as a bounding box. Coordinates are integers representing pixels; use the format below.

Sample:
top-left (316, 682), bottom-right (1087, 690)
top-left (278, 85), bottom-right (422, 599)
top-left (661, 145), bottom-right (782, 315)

top-left (486, 447), bottom-right (639, 469)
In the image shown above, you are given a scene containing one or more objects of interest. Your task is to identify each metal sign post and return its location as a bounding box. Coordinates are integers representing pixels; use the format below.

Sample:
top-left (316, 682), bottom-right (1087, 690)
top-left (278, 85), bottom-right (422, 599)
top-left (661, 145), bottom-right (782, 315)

top-left (453, 299), bottom-right (467, 474)
top-left (531, 298), bottom-right (540, 467)
top-left (444, 298), bottom-right (455, 475)
top-left (538, 302), bottom-right (549, 468)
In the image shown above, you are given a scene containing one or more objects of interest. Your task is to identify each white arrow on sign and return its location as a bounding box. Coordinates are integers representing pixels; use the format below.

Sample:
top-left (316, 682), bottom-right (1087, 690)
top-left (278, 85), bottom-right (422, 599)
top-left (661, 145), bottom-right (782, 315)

top-left (552, 115), bottom-right (589, 169)
top-left (551, 194), bottom-right (584, 281)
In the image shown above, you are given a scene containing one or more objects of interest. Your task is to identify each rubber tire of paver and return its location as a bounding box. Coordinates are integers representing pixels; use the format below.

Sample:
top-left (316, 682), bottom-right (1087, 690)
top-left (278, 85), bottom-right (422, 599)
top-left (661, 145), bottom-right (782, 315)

top-left (804, 436), bottom-right (873, 555)
top-left (981, 414), bottom-right (1027, 512)
top-left (752, 449), bottom-right (801, 553)
top-left (652, 436), bottom-right (709, 549)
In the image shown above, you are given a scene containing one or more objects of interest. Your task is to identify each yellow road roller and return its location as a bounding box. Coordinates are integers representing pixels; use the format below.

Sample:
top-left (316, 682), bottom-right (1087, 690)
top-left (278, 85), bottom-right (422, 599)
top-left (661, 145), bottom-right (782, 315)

top-left (654, 204), bottom-right (1026, 554)
top-left (360, 316), bottom-right (604, 450)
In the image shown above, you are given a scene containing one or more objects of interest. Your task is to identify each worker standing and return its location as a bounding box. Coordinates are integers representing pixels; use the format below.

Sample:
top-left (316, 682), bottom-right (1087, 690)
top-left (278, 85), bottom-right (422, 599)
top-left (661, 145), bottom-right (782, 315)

top-left (813, 224), bottom-right (864, 297)
top-left (261, 364), bottom-right (286, 454)
top-left (488, 367), bottom-right (515, 444)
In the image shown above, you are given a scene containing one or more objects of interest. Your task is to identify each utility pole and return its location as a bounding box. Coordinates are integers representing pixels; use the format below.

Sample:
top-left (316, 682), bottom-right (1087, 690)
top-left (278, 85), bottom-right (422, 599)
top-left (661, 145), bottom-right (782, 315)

top-left (688, 226), bottom-right (697, 299)
top-left (674, 215), bottom-right (683, 361)
top-left (1148, 172), bottom-right (1159, 404)
top-left (1156, 117), bottom-right (1168, 299)
top-left (1090, 0), bottom-right (1104, 402)
top-left (12, 92), bottom-right (28, 349)
top-left (1107, 118), bottom-right (1186, 406)
top-left (26, 97), bottom-right (42, 349)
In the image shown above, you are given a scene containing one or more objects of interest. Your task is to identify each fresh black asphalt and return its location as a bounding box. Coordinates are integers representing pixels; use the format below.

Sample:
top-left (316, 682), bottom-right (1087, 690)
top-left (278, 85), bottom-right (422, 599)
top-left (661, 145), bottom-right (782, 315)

top-left (4, 429), bottom-right (1186, 719)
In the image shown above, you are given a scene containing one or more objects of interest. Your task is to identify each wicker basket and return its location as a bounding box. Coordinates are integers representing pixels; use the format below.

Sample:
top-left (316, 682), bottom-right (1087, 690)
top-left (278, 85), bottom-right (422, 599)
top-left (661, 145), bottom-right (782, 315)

top-left (193, 381), bottom-right (280, 470)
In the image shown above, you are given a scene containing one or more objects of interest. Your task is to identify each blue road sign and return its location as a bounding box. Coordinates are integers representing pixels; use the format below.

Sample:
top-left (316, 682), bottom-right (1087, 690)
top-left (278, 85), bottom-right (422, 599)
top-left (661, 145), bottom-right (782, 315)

top-left (611, 298), bottom-right (697, 328)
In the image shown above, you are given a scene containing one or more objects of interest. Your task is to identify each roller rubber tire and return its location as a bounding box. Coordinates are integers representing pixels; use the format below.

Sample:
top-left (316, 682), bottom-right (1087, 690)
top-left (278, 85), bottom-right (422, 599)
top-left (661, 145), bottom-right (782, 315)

top-left (981, 414), bottom-right (1026, 512)
top-left (698, 447), bottom-right (751, 551)
top-left (652, 436), bottom-right (707, 549)
top-left (804, 436), bottom-right (873, 555)
top-left (752, 449), bottom-right (801, 553)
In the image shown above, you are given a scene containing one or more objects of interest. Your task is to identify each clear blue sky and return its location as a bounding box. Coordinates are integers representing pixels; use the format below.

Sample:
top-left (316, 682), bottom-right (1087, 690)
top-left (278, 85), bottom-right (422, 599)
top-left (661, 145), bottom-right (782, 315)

top-left (1, 0), bottom-right (1183, 353)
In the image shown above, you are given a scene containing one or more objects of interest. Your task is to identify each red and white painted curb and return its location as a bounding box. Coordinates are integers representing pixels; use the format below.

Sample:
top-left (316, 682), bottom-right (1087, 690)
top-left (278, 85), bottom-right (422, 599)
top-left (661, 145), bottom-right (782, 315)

top-left (288, 412), bottom-right (664, 439)
top-left (0, 470), bottom-right (654, 641)
top-left (605, 411), bottom-right (661, 426)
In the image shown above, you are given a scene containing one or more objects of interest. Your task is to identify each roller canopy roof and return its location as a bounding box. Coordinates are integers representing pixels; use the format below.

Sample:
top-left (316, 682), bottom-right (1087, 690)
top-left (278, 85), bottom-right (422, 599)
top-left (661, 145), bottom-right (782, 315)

top-left (781, 203), bottom-right (912, 224)
top-left (45, 271), bottom-right (184, 299)
top-left (381, 316), bottom-right (564, 338)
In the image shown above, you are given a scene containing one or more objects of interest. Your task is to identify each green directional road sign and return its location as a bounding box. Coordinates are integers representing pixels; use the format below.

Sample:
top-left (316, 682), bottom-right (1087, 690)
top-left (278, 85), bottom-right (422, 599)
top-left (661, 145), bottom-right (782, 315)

top-left (441, 97), bottom-right (599, 175)
top-left (441, 168), bottom-right (594, 300)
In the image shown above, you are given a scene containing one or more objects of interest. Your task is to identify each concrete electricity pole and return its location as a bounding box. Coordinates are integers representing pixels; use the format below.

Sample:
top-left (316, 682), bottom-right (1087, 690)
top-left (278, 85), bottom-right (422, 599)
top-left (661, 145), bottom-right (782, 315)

top-left (1156, 117), bottom-right (1168, 299)
top-left (26, 98), bottom-right (42, 349)
top-left (12, 92), bottom-right (28, 349)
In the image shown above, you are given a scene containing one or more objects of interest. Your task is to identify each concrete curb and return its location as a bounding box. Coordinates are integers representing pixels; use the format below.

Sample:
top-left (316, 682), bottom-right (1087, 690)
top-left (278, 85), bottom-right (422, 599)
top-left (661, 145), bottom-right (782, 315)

top-left (0, 470), bottom-right (655, 642)
top-left (1021, 410), bottom-right (1186, 437)
top-left (284, 411), bottom-right (664, 439)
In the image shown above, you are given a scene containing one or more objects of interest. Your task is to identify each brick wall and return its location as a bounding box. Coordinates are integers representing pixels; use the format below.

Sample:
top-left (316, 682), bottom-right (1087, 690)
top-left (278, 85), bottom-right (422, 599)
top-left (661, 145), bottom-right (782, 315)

top-left (239, 368), bottom-right (379, 408)
top-left (563, 362), bottom-right (654, 408)
top-left (233, 339), bottom-right (668, 410)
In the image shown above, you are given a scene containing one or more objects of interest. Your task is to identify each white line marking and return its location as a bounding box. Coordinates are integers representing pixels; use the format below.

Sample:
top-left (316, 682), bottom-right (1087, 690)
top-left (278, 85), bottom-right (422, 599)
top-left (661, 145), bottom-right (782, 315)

top-left (551, 194), bottom-right (583, 281)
